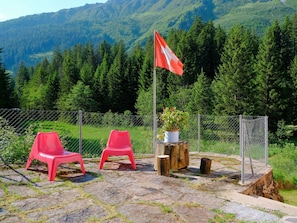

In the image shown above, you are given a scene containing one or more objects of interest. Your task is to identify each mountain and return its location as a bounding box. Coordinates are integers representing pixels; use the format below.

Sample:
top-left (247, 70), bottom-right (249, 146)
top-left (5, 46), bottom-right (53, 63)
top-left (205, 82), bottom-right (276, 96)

top-left (1, 0), bottom-right (297, 72)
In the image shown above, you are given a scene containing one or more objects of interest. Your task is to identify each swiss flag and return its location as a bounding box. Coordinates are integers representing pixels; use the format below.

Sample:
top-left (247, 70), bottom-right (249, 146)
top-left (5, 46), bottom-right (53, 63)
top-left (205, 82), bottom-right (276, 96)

top-left (154, 30), bottom-right (183, 76)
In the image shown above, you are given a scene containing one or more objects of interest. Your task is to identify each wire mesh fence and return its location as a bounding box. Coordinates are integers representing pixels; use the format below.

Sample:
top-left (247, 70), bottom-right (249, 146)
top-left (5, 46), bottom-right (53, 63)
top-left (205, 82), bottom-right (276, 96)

top-left (0, 109), bottom-right (268, 182)
top-left (0, 109), bottom-right (154, 157)
top-left (240, 116), bottom-right (268, 183)
top-left (197, 115), bottom-right (241, 154)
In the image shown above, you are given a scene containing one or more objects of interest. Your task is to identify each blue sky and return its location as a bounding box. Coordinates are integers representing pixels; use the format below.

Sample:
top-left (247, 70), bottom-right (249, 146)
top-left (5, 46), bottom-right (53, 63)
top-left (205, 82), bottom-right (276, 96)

top-left (0, 0), bottom-right (107, 22)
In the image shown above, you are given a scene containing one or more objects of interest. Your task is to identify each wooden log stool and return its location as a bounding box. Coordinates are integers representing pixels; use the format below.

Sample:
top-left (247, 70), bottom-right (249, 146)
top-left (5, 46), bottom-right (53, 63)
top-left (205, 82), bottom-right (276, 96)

top-left (200, 157), bottom-right (212, 174)
top-left (154, 141), bottom-right (189, 172)
top-left (156, 155), bottom-right (170, 176)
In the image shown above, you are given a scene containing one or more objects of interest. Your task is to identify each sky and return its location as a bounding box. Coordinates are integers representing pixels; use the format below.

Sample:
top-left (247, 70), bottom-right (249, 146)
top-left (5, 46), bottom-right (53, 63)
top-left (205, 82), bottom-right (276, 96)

top-left (0, 0), bottom-right (108, 22)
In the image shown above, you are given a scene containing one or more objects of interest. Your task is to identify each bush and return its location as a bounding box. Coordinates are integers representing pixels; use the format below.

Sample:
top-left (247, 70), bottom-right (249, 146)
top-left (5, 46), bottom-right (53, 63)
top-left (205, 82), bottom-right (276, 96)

top-left (269, 143), bottom-right (297, 188)
top-left (0, 117), bottom-right (35, 163)
top-left (269, 120), bottom-right (293, 146)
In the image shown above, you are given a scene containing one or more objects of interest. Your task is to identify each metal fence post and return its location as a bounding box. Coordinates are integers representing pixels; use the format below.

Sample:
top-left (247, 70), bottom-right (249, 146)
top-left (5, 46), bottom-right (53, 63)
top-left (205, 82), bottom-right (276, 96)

top-left (239, 115), bottom-right (243, 157)
top-left (198, 114), bottom-right (200, 152)
top-left (265, 116), bottom-right (268, 166)
top-left (240, 115), bottom-right (244, 184)
top-left (79, 110), bottom-right (82, 154)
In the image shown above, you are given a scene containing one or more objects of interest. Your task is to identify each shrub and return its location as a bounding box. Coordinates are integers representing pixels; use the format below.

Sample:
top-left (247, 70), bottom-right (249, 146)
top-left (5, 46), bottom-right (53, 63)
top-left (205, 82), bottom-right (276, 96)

top-left (0, 117), bottom-right (35, 163)
top-left (269, 143), bottom-right (297, 188)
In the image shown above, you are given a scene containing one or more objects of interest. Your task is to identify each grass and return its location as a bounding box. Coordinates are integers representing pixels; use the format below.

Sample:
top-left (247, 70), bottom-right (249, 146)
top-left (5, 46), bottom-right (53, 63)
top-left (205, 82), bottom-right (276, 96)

top-left (210, 209), bottom-right (243, 223)
top-left (32, 120), bottom-right (154, 155)
top-left (279, 189), bottom-right (297, 206)
top-left (268, 143), bottom-right (297, 188)
top-left (268, 142), bottom-right (297, 206)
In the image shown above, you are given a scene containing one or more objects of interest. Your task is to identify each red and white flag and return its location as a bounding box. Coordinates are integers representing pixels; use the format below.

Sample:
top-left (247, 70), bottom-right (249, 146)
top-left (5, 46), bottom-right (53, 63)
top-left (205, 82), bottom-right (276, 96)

top-left (154, 30), bottom-right (183, 76)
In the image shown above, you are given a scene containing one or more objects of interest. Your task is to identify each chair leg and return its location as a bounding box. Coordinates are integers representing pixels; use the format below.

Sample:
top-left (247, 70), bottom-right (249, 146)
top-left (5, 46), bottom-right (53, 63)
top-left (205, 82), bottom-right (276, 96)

top-left (128, 153), bottom-right (136, 170)
top-left (98, 151), bottom-right (108, 169)
top-left (48, 161), bottom-right (57, 181)
top-left (79, 158), bottom-right (86, 174)
top-left (25, 156), bottom-right (34, 170)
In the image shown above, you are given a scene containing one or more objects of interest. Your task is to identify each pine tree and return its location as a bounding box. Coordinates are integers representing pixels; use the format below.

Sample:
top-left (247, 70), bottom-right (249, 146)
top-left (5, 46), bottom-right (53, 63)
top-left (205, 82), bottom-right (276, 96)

top-left (214, 26), bottom-right (227, 68)
top-left (93, 53), bottom-right (111, 112)
top-left (138, 37), bottom-right (153, 92)
top-left (50, 46), bottom-right (63, 75)
top-left (281, 16), bottom-right (296, 123)
top-left (43, 71), bottom-right (60, 110)
top-left (126, 43), bottom-right (144, 113)
top-left (106, 40), bottom-right (128, 112)
top-left (166, 29), bottom-right (186, 96)
top-left (289, 56), bottom-right (297, 123)
top-left (213, 24), bottom-right (258, 115)
top-left (0, 48), bottom-right (13, 108)
top-left (14, 61), bottom-right (30, 105)
top-left (179, 18), bottom-right (204, 85)
top-left (80, 62), bottom-right (94, 86)
top-left (60, 50), bottom-right (79, 96)
top-left (291, 14), bottom-right (297, 57)
top-left (96, 40), bottom-right (111, 65)
top-left (255, 21), bottom-right (289, 131)
top-left (85, 43), bottom-right (96, 69)
top-left (196, 21), bottom-right (218, 79)
top-left (187, 70), bottom-right (213, 114)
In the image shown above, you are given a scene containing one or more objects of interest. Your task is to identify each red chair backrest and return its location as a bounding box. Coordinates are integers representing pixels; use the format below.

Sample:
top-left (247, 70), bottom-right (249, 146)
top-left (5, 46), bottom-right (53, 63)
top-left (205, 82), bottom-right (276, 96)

top-left (107, 130), bottom-right (132, 149)
top-left (36, 132), bottom-right (65, 155)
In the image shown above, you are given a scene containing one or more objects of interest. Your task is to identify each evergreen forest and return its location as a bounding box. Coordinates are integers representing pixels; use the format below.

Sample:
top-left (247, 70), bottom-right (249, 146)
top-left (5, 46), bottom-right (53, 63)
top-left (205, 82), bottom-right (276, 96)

top-left (2, 15), bottom-right (297, 133)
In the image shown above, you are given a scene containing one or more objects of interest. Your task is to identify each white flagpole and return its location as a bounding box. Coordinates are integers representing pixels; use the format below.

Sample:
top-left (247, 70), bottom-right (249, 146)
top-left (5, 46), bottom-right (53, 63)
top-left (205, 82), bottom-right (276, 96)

top-left (153, 67), bottom-right (157, 155)
top-left (153, 30), bottom-right (157, 155)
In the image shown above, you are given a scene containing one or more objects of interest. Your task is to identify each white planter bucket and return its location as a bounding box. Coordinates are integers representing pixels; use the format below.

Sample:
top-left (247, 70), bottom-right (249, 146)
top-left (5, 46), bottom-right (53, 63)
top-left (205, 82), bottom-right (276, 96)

top-left (164, 131), bottom-right (179, 143)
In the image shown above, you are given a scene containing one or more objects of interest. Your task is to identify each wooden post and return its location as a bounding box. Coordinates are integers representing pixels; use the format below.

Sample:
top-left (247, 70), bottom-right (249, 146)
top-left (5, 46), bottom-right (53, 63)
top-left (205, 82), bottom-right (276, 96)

top-left (157, 155), bottom-right (170, 176)
top-left (200, 158), bottom-right (212, 174)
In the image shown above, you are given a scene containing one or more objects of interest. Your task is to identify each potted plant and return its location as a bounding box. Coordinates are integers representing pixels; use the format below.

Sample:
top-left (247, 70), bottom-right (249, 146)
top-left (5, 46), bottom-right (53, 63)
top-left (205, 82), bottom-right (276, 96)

top-left (159, 107), bottom-right (189, 143)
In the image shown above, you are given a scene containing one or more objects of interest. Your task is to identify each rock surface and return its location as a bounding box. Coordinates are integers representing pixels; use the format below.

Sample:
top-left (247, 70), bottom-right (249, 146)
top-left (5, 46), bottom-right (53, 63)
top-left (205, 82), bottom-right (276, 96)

top-left (0, 153), bottom-right (296, 222)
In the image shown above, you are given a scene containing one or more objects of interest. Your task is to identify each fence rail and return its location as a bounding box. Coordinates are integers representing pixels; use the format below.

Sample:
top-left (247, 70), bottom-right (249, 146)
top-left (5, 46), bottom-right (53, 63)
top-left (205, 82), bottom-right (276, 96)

top-left (0, 109), bottom-right (268, 183)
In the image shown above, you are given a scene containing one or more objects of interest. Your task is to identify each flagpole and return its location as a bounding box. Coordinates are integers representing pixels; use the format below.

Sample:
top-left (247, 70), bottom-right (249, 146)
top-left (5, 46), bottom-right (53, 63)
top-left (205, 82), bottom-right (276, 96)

top-left (153, 67), bottom-right (157, 155)
top-left (153, 30), bottom-right (183, 155)
top-left (153, 30), bottom-right (157, 155)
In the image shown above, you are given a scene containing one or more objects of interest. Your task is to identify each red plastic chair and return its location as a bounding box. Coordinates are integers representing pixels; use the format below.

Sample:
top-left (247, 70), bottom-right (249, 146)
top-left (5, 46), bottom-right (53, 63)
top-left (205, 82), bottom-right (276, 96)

top-left (26, 132), bottom-right (85, 181)
top-left (99, 130), bottom-right (136, 170)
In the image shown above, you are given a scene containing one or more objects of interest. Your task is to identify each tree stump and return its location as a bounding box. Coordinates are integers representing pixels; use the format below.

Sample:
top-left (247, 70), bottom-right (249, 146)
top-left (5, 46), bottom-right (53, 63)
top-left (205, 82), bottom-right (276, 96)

top-left (154, 141), bottom-right (189, 171)
top-left (157, 155), bottom-right (170, 176)
top-left (200, 158), bottom-right (212, 174)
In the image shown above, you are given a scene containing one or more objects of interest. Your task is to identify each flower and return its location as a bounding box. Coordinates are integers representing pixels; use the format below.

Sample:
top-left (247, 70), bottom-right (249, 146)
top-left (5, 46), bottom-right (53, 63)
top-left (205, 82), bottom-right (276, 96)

top-left (159, 107), bottom-right (189, 132)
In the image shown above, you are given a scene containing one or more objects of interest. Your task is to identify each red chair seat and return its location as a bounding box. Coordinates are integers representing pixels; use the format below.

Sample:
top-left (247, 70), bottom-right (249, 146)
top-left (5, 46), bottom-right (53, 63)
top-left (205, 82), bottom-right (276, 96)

top-left (99, 130), bottom-right (136, 170)
top-left (26, 132), bottom-right (85, 181)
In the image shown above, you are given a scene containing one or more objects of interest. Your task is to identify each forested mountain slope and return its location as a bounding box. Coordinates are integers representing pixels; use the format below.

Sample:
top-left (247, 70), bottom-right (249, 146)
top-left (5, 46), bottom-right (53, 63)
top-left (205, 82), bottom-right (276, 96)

top-left (0, 0), bottom-right (296, 72)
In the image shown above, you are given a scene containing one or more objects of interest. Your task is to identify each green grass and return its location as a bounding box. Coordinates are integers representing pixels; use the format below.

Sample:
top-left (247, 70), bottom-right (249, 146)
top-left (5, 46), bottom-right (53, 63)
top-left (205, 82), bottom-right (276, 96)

top-left (268, 143), bottom-right (297, 188)
top-left (268, 142), bottom-right (297, 206)
top-left (279, 189), bottom-right (297, 206)
top-left (210, 209), bottom-right (239, 223)
top-left (31, 120), bottom-right (154, 155)
top-left (199, 140), bottom-right (240, 155)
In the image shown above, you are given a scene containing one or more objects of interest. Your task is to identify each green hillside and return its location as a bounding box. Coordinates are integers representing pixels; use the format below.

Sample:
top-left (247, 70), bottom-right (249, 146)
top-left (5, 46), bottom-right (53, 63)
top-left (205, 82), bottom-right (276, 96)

top-left (214, 0), bottom-right (297, 33)
top-left (0, 0), bottom-right (297, 72)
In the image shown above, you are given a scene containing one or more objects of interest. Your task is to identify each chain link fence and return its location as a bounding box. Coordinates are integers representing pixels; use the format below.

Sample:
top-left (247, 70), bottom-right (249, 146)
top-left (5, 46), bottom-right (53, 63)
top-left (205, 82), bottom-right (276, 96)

top-left (240, 116), bottom-right (268, 183)
top-left (0, 109), bottom-right (268, 183)
top-left (0, 109), bottom-right (154, 157)
top-left (197, 115), bottom-right (241, 154)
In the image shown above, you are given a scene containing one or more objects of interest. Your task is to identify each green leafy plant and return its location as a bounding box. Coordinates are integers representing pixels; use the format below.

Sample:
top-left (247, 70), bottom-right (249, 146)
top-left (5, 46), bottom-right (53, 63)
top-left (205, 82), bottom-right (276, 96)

top-left (0, 117), bottom-right (35, 163)
top-left (159, 107), bottom-right (189, 132)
